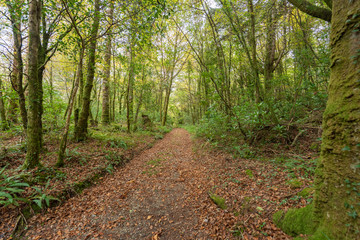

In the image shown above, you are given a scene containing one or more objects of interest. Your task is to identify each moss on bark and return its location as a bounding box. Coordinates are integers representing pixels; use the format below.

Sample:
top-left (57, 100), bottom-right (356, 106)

top-left (313, 1), bottom-right (360, 239)
top-left (273, 203), bottom-right (317, 237)
top-left (275, 1), bottom-right (360, 239)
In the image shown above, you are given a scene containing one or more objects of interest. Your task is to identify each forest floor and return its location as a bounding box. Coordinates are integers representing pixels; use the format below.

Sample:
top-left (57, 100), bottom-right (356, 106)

top-left (0, 126), bottom-right (167, 239)
top-left (18, 128), bottom-right (317, 239)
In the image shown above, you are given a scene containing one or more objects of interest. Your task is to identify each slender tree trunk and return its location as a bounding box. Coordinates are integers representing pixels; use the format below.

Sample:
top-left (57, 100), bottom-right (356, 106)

top-left (111, 59), bottom-right (117, 122)
top-left (57, 48), bottom-right (84, 167)
top-left (126, 41), bottom-right (134, 133)
top-left (247, 0), bottom-right (261, 103)
top-left (74, 44), bottom-right (83, 129)
top-left (118, 92), bottom-right (123, 117)
top-left (112, 80), bottom-right (116, 122)
top-left (101, 3), bottom-right (114, 125)
top-left (7, 1), bottom-right (28, 130)
top-left (134, 89), bottom-right (143, 131)
top-left (0, 77), bottom-right (8, 130)
top-left (314, 1), bottom-right (360, 238)
top-left (49, 62), bottom-right (53, 107)
top-left (161, 77), bottom-right (172, 126)
top-left (23, 0), bottom-right (41, 169)
top-left (95, 81), bottom-right (101, 123)
top-left (159, 83), bottom-right (163, 122)
top-left (74, 0), bottom-right (100, 141)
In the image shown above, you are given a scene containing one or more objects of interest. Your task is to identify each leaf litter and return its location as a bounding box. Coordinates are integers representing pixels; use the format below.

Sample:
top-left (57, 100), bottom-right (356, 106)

top-left (21, 128), bottom-right (315, 239)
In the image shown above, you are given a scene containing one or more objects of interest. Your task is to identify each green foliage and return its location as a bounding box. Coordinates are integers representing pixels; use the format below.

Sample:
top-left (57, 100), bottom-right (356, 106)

top-left (30, 180), bottom-right (60, 209)
top-left (181, 124), bottom-right (197, 135)
top-left (42, 83), bottom-right (67, 132)
top-left (196, 107), bottom-right (228, 141)
top-left (104, 150), bottom-right (124, 165)
top-left (108, 139), bottom-right (128, 149)
top-left (271, 156), bottom-right (317, 178)
top-left (26, 167), bottom-right (67, 184)
top-left (0, 167), bottom-right (30, 207)
top-left (286, 179), bottom-right (303, 189)
top-left (234, 144), bottom-right (256, 159)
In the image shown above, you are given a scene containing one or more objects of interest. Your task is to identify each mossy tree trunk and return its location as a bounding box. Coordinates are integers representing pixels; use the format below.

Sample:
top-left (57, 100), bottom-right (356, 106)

top-left (74, 0), bottom-right (100, 141)
top-left (287, 0), bottom-right (332, 22)
top-left (6, 1), bottom-right (28, 131)
top-left (247, 0), bottom-right (262, 104)
top-left (0, 76), bottom-right (8, 130)
top-left (23, 0), bottom-right (41, 169)
top-left (126, 40), bottom-right (134, 133)
top-left (314, 1), bottom-right (360, 238)
top-left (101, 3), bottom-right (114, 126)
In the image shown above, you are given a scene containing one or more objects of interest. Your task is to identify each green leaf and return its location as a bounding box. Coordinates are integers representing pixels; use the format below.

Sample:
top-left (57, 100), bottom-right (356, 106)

top-left (342, 146), bottom-right (351, 151)
top-left (45, 197), bottom-right (50, 207)
top-left (5, 188), bottom-right (24, 194)
top-left (32, 186), bottom-right (41, 193)
top-left (0, 167), bottom-right (6, 175)
top-left (347, 211), bottom-right (358, 219)
top-left (10, 182), bottom-right (30, 187)
top-left (0, 192), bottom-right (13, 199)
top-left (33, 199), bottom-right (42, 209)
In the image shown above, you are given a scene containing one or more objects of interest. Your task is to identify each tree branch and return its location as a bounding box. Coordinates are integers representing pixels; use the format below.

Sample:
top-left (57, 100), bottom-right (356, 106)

top-left (287, 0), bottom-right (332, 22)
top-left (323, 0), bottom-right (332, 9)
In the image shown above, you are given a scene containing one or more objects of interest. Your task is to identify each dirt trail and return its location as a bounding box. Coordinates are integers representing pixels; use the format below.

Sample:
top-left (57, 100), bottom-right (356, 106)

top-left (25, 129), bottom-right (213, 239)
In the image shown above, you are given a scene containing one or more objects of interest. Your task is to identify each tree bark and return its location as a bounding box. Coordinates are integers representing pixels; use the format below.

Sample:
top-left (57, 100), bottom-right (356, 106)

top-left (0, 77), bottom-right (8, 130)
top-left (74, 0), bottom-right (101, 141)
top-left (314, 1), bottom-right (360, 238)
top-left (56, 48), bottom-right (84, 167)
top-left (6, 1), bottom-right (27, 130)
top-left (23, 0), bottom-right (41, 169)
top-left (287, 0), bottom-right (332, 22)
top-left (101, 3), bottom-right (114, 125)
top-left (247, 0), bottom-right (262, 103)
top-left (126, 40), bottom-right (134, 133)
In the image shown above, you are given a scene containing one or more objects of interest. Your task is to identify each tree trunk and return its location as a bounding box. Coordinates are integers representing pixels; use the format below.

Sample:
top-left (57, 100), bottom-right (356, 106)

top-left (49, 62), bottom-right (53, 107)
top-left (134, 89), bottom-right (143, 131)
top-left (0, 77), bottom-right (8, 130)
top-left (161, 78), bottom-right (172, 126)
top-left (23, 0), bottom-right (41, 169)
top-left (95, 80), bottom-right (101, 123)
top-left (126, 42), bottom-right (134, 133)
top-left (314, 1), bottom-right (360, 238)
top-left (264, 1), bottom-right (276, 92)
top-left (57, 48), bottom-right (84, 167)
top-left (6, 1), bottom-right (27, 130)
top-left (287, 0), bottom-right (332, 22)
top-left (101, 3), bottom-right (114, 125)
top-left (247, 0), bottom-right (261, 103)
top-left (7, 97), bottom-right (18, 125)
top-left (74, 0), bottom-right (100, 141)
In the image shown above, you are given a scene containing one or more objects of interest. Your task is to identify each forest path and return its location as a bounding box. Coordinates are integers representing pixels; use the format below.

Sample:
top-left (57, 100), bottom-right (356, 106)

top-left (25, 128), bottom-right (213, 239)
